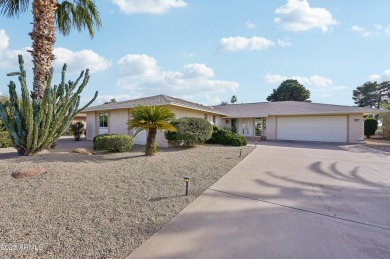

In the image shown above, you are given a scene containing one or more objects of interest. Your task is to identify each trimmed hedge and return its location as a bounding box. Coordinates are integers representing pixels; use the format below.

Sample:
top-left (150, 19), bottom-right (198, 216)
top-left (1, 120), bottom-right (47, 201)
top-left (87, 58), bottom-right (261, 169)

top-left (165, 117), bottom-right (213, 146)
top-left (93, 134), bottom-right (134, 152)
top-left (0, 132), bottom-right (13, 148)
top-left (364, 118), bottom-right (378, 138)
top-left (207, 126), bottom-right (247, 146)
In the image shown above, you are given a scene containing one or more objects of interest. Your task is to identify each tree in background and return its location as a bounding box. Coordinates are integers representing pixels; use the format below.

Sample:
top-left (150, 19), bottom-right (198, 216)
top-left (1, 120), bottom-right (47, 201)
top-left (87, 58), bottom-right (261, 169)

top-left (128, 106), bottom-right (176, 156)
top-left (220, 101), bottom-right (228, 106)
top-left (352, 81), bottom-right (390, 109)
top-left (104, 98), bottom-right (117, 104)
top-left (267, 79), bottom-right (311, 102)
top-left (230, 95), bottom-right (237, 104)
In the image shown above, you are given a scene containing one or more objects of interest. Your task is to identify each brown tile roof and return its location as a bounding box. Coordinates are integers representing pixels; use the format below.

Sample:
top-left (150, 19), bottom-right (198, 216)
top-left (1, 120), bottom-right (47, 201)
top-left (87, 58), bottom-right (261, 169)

top-left (212, 101), bottom-right (387, 117)
top-left (83, 94), bottom-right (229, 115)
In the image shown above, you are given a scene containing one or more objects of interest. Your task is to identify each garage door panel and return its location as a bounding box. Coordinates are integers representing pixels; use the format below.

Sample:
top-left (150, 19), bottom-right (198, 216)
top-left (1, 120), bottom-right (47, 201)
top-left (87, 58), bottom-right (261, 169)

top-left (277, 116), bottom-right (347, 142)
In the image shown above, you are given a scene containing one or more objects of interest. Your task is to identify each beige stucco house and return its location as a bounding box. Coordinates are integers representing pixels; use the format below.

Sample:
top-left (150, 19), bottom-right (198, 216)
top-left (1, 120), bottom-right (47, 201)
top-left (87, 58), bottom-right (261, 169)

top-left (83, 94), bottom-right (386, 147)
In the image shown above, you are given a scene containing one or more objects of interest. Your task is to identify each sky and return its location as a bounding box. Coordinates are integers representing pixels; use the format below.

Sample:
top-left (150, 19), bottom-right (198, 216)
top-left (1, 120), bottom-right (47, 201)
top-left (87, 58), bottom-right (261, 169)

top-left (1, 0), bottom-right (390, 106)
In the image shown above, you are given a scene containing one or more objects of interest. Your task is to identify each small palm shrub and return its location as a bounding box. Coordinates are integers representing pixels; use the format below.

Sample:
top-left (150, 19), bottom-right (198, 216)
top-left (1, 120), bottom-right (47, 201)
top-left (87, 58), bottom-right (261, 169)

top-left (70, 122), bottom-right (85, 141)
top-left (93, 134), bottom-right (134, 152)
top-left (364, 118), bottom-right (378, 138)
top-left (207, 126), bottom-right (247, 146)
top-left (0, 132), bottom-right (12, 148)
top-left (165, 117), bottom-right (213, 146)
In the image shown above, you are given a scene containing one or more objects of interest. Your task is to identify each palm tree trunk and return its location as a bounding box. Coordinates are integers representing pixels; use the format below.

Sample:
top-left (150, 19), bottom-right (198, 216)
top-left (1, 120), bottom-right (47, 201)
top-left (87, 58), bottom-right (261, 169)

top-left (145, 128), bottom-right (157, 156)
top-left (29, 0), bottom-right (57, 99)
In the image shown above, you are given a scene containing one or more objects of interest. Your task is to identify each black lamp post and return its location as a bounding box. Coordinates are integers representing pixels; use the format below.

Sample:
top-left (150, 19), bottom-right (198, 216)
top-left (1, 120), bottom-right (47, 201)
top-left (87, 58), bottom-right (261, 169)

top-left (184, 176), bottom-right (191, 196)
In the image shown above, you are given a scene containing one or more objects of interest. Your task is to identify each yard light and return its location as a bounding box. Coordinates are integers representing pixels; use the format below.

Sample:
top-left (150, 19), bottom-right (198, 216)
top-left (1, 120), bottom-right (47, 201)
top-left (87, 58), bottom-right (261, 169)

top-left (184, 176), bottom-right (191, 196)
top-left (239, 148), bottom-right (242, 158)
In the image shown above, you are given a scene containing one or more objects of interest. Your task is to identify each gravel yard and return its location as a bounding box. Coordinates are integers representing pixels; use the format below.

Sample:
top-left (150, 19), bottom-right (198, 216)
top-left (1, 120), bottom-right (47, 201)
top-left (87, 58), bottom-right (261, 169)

top-left (0, 137), bottom-right (254, 258)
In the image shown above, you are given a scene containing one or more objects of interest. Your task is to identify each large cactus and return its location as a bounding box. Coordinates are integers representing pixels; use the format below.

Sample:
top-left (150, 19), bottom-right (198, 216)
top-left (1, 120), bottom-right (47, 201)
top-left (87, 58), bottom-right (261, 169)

top-left (0, 55), bottom-right (98, 156)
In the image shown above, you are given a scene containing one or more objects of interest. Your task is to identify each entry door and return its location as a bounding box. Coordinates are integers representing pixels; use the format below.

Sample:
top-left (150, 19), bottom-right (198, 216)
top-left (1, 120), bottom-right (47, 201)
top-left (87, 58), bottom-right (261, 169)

top-left (241, 118), bottom-right (252, 137)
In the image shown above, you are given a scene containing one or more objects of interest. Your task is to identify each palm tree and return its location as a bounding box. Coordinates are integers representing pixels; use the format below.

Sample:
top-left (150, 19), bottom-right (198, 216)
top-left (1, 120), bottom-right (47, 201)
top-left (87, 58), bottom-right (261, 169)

top-left (0, 0), bottom-right (102, 99)
top-left (128, 106), bottom-right (176, 156)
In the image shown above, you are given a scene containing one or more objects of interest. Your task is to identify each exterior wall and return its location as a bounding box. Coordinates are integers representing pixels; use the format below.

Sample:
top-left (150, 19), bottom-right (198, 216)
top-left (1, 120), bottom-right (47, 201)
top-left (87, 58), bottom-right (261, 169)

top-left (348, 114), bottom-right (364, 143)
top-left (265, 116), bottom-right (277, 140)
top-left (383, 113), bottom-right (390, 138)
top-left (108, 109), bottom-right (129, 135)
top-left (86, 112), bottom-right (96, 140)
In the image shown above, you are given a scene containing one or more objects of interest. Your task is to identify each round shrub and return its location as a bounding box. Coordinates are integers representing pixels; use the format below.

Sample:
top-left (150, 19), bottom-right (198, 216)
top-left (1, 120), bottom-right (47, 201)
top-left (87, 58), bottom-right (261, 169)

top-left (207, 126), bottom-right (247, 146)
top-left (93, 134), bottom-right (134, 152)
top-left (0, 132), bottom-right (12, 148)
top-left (364, 118), bottom-right (378, 138)
top-left (165, 117), bottom-right (213, 146)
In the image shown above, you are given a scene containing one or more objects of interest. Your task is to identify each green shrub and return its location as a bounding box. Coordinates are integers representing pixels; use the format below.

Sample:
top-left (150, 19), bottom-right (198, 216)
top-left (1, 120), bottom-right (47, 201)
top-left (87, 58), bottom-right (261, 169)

top-left (93, 134), bottom-right (134, 152)
top-left (70, 122), bottom-right (85, 141)
top-left (0, 132), bottom-right (13, 148)
top-left (165, 117), bottom-right (213, 146)
top-left (364, 118), bottom-right (378, 138)
top-left (207, 126), bottom-right (247, 146)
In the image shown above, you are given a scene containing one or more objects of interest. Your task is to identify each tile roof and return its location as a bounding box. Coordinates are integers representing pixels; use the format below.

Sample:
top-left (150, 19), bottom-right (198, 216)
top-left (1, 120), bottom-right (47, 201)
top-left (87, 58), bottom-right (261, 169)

top-left (83, 94), bottom-right (229, 115)
top-left (212, 101), bottom-right (387, 117)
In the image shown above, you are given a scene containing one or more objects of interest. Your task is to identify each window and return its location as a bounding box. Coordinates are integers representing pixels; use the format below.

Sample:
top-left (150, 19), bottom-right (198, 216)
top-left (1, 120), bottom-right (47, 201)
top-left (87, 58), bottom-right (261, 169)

top-left (213, 116), bottom-right (216, 124)
top-left (204, 114), bottom-right (208, 120)
top-left (99, 113), bottom-right (108, 128)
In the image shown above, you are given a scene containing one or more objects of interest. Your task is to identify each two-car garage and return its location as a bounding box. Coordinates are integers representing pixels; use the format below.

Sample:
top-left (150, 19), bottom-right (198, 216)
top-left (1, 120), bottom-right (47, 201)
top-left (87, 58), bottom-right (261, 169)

top-left (276, 116), bottom-right (348, 143)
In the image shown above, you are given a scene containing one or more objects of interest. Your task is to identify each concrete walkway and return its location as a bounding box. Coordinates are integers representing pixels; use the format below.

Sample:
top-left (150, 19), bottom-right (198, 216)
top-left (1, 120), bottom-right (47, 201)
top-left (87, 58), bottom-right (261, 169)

top-left (128, 142), bottom-right (390, 259)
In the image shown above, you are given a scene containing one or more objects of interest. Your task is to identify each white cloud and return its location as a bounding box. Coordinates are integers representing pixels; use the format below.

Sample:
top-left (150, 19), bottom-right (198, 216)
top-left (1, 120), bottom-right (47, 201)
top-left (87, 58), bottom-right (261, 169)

top-left (350, 24), bottom-right (390, 37)
top-left (0, 30), bottom-right (111, 73)
top-left (52, 48), bottom-right (111, 74)
top-left (369, 69), bottom-right (390, 81)
top-left (219, 36), bottom-right (275, 51)
top-left (277, 37), bottom-right (291, 47)
top-left (246, 20), bottom-right (256, 29)
top-left (350, 25), bottom-right (377, 37)
top-left (0, 29), bottom-right (9, 51)
top-left (117, 54), bottom-right (239, 104)
top-left (263, 74), bottom-right (345, 97)
top-left (275, 0), bottom-right (337, 32)
top-left (112, 0), bottom-right (186, 14)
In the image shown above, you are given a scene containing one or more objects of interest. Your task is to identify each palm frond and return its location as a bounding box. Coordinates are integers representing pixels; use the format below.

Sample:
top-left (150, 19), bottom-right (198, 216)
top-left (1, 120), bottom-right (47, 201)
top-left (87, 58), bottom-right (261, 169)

top-left (56, 0), bottom-right (102, 38)
top-left (128, 105), bottom-right (176, 132)
top-left (0, 0), bottom-right (30, 17)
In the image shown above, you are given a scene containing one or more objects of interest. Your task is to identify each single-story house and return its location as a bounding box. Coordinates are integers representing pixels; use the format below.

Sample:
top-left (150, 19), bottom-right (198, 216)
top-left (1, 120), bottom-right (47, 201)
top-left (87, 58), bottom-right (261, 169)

top-left (83, 94), bottom-right (386, 146)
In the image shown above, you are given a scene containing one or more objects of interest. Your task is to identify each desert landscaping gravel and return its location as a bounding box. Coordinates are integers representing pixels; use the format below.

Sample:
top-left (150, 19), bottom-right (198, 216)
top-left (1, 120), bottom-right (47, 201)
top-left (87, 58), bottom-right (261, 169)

top-left (0, 137), bottom-right (255, 258)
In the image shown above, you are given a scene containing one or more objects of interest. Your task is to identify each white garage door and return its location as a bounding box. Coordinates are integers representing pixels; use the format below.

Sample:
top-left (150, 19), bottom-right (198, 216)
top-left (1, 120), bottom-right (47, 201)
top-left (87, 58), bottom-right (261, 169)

top-left (277, 116), bottom-right (347, 142)
top-left (134, 130), bottom-right (147, 145)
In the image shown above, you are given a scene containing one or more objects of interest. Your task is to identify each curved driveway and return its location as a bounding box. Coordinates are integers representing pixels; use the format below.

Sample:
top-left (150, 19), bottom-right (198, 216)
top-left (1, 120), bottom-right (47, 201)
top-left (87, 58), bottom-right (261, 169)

top-left (129, 142), bottom-right (390, 259)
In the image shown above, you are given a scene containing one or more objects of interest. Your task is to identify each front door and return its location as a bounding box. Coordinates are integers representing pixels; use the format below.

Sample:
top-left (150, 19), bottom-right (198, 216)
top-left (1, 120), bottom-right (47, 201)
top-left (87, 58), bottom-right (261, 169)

top-left (241, 118), bottom-right (252, 137)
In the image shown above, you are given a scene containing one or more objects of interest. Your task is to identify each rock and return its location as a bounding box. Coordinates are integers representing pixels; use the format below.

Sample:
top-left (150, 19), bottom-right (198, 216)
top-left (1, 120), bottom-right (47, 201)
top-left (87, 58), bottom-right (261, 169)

top-left (12, 166), bottom-right (47, 179)
top-left (72, 148), bottom-right (93, 155)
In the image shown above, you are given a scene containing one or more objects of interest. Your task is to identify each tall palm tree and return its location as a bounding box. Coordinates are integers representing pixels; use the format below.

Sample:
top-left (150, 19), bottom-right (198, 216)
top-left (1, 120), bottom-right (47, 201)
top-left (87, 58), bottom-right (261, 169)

top-left (128, 106), bottom-right (176, 156)
top-left (0, 0), bottom-right (102, 99)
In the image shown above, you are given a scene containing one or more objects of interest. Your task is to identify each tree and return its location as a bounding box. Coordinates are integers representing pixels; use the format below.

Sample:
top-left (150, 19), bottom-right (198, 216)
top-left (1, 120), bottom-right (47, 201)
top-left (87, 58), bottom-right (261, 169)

top-left (0, 0), bottom-right (101, 155)
top-left (230, 95), bottom-right (237, 104)
top-left (364, 118), bottom-right (378, 138)
top-left (266, 79), bottom-right (311, 102)
top-left (220, 101), bottom-right (228, 106)
top-left (352, 81), bottom-right (390, 109)
top-left (0, 0), bottom-right (102, 99)
top-left (128, 106), bottom-right (176, 156)
top-left (104, 98), bottom-right (117, 104)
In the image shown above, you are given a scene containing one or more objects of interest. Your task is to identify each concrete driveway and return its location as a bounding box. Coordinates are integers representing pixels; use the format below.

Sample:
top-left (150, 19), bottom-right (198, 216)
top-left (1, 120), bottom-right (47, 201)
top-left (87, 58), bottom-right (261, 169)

top-left (128, 142), bottom-right (390, 259)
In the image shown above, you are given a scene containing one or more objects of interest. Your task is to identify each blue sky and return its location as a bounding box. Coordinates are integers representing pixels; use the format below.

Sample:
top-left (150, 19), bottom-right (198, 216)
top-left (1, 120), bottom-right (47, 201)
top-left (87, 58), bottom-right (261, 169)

top-left (1, 0), bottom-right (390, 106)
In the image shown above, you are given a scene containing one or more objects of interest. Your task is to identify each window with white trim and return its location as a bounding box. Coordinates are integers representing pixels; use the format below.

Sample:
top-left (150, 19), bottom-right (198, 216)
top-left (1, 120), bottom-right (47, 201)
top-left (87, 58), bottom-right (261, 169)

top-left (99, 113), bottom-right (108, 128)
